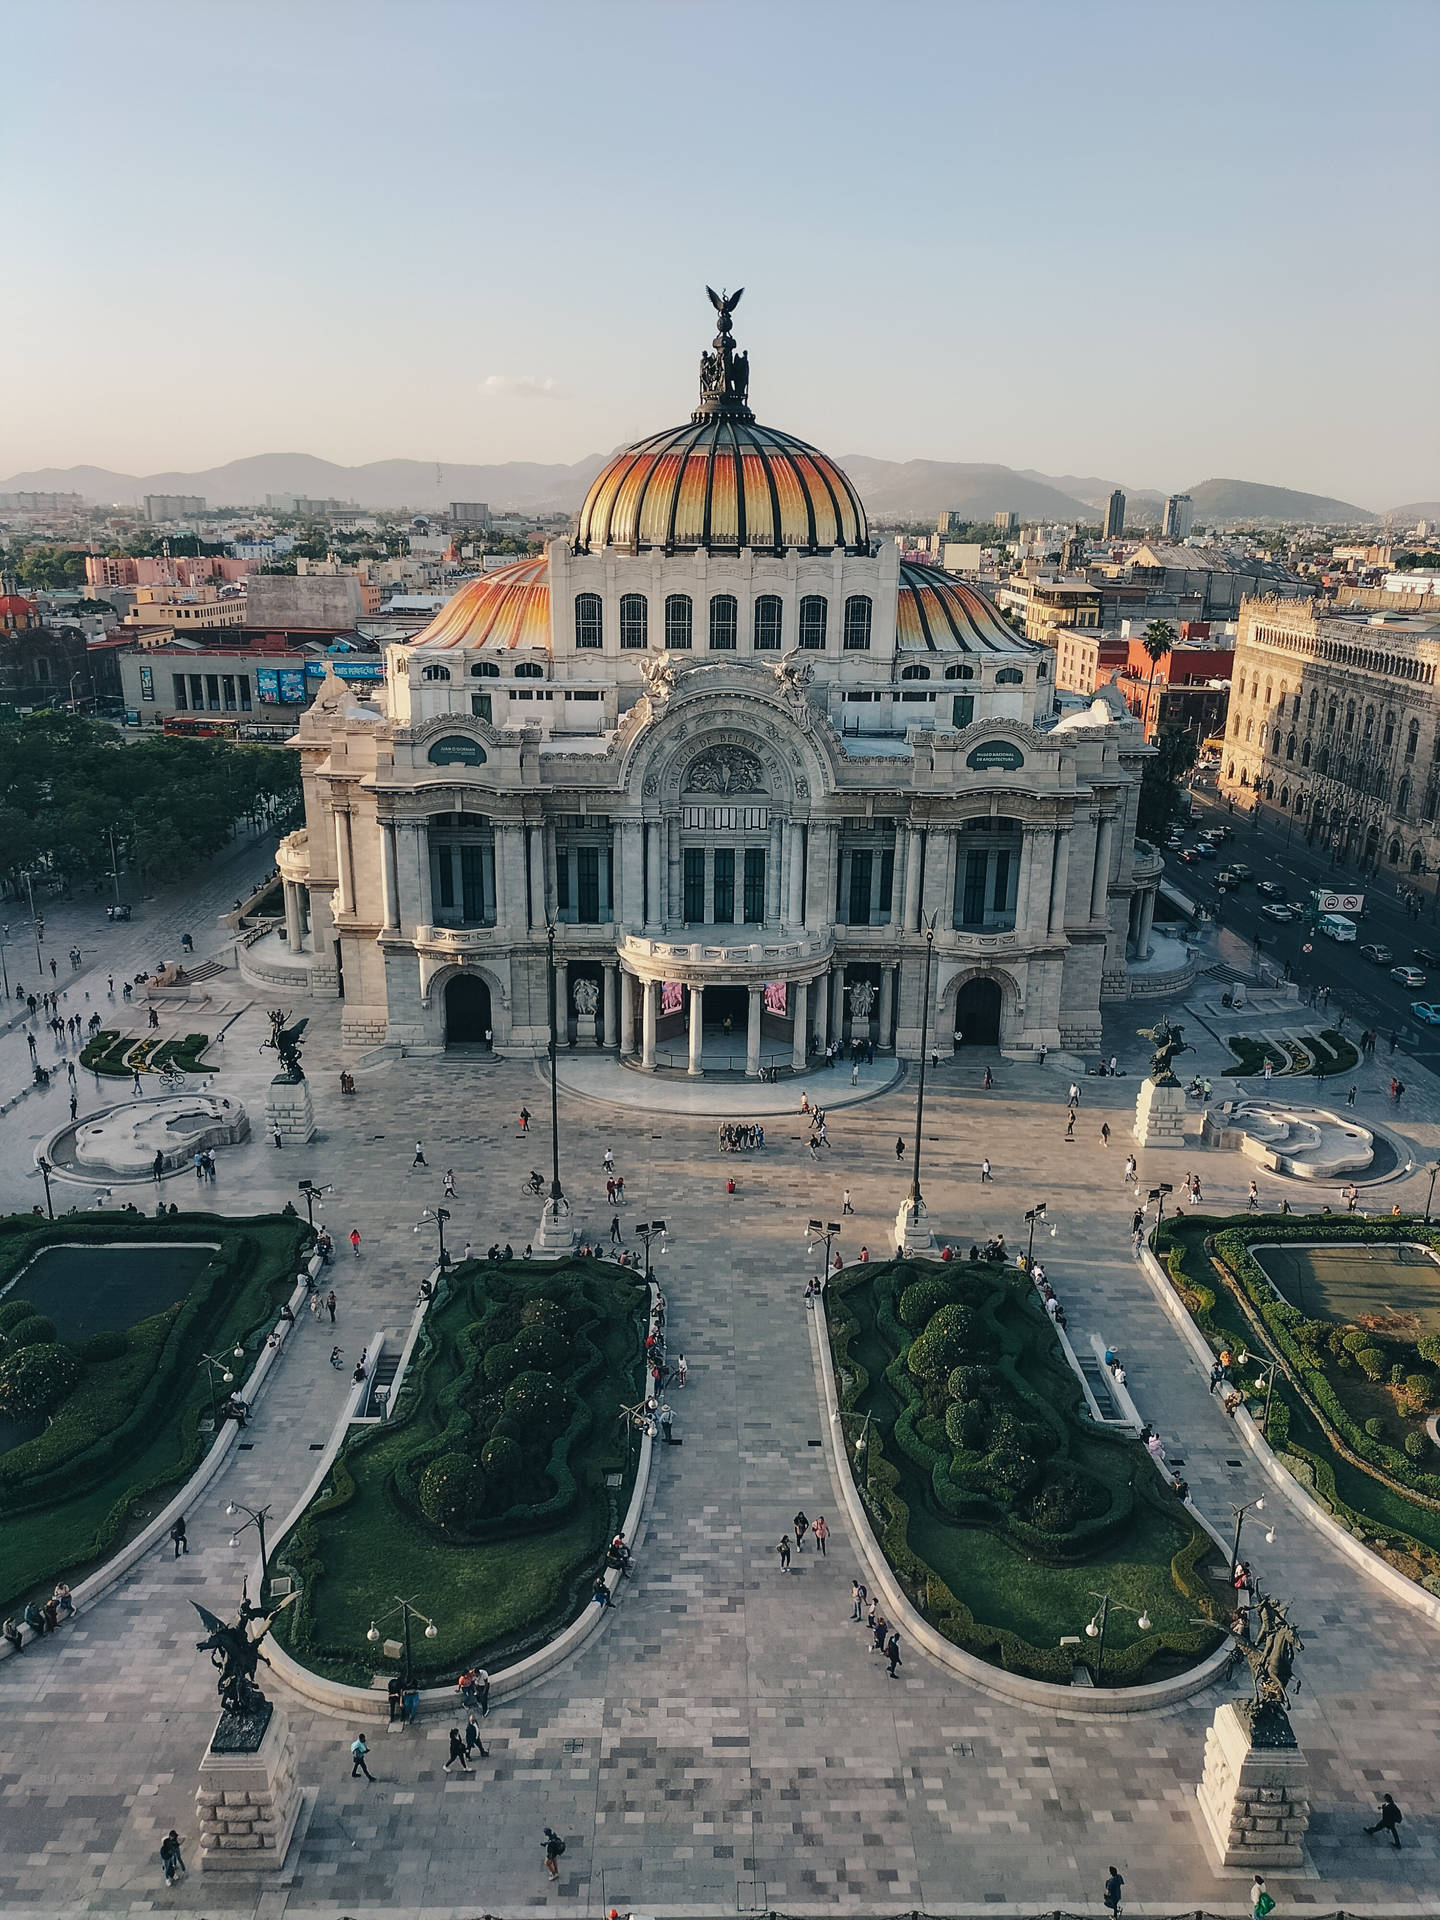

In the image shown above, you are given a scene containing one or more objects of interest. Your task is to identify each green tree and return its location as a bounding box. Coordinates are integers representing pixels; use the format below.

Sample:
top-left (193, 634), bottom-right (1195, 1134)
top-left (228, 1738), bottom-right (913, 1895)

top-left (1136, 726), bottom-right (1199, 842)
top-left (1139, 619), bottom-right (1176, 735)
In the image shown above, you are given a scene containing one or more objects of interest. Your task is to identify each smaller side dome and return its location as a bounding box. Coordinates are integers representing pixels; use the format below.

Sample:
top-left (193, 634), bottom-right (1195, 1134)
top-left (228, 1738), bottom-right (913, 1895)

top-left (405, 557), bottom-right (550, 652)
top-left (896, 563), bottom-right (1032, 655)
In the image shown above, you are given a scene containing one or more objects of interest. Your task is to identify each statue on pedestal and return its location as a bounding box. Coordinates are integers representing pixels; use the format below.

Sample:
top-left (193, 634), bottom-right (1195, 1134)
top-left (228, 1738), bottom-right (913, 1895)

top-left (193, 1590), bottom-right (295, 1750)
top-left (1235, 1592), bottom-right (1305, 1747)
top-left (1139, 1015), bottom-right (1190, 1086)
top-left (263, 1009), bottom-right (308, 1082)
top-left (848, 979), bottom-right (876, 1021)
top-left (572, 978), bottom-right (599, 1018)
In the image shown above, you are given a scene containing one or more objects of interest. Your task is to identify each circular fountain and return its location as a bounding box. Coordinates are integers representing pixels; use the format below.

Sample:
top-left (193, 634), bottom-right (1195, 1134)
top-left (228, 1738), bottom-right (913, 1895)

top-left (43, 1093), bottom-right (250, 1183)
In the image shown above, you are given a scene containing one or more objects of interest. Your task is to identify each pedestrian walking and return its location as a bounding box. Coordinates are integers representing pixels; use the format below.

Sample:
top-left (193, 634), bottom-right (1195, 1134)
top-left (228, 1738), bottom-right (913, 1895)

top-left (350, 1228), bottom-right (361, 1258)
top-left (272, 1122), bottom-right (283, 1149)
top-left (1346, 1084), bottom-right (1357, 1107)
top-left (444, 1727), bottom-right (472, 1772)
top-left (895, 1136), bottom-right (905, 1161)
top-left (170, 1515), bottom-right (188, 1557)
top-left (776, 1534), bottom-right (792, 1572)
top-left (350, 1733), bottom-right (374, 1780)
top-left (980, 1157), bottom-right (991, 1183)
top-left (443, 1169), bottom-right (456, 1198)
top-left (519, 1107), bottom-right (531, 1132)
top-left (1100, 1122), bottom-right (1110, 1148)
top-left (1394, 1080), bottom-right (1406, 1105)
top-left (851, 1061), bottom-right (860, 1085)
top-left (412, 1141), bottom-right (427, 1168)
top-left (659, 1401), bottom-right (675, 1443)
top-left (133, 1069), bottom-right (143, 1096)
top-left (812, 1515), bottom-right (828, 1555)
top-left (603, 1146), bottom-right (615, 1173)
top-left (1068, 1081), bottom-right (1080, 1106)
top-left (1250, 1874), bottom-right (1274, 1920)
top-left (885, 1628), bottom-right (902, 1677)
top-left (792, 1507), bottom-right (808, 1549)
top-left (159, 1830), bottom-right (186, 1886)
top-left (1124, 1155), bottom-right (1137, 1184)
top-left (1364, 1792), bottom-right (1403, 1847)
top-left (66, 1058), bottom-right (75, 1083)
top-left (606, 1176), bottom-right (616, 1204)
top-left (1247, 1181), bottom-right (1259, 1210)
top-left (850, 1579), bottom-right (864, 1620)
top-left (464, 1712), bottom-right (489, 1757)
top-left (69, 1091), bottom-right (77, 1121)
top-left (1263, 1059), bottom-right (1273, 1082)
top-left (1131, 1206), bottom-right (1144, 1235)
top-left (543, 1828), bottom-right (566, 1879)
top-left (1103, 1866), bottom-right (1124, 1916)
top-left (842, 1188), bottom-right (854, 1214)
top-left (675, 1353), bottom-right (687, 1386)
top-left (326, 1290), bottom-right (337, 1323)
top-left (1065, 1110), bottom-right (1076, 1139)
top-left (611, 1212), bottom-right (622, 1245)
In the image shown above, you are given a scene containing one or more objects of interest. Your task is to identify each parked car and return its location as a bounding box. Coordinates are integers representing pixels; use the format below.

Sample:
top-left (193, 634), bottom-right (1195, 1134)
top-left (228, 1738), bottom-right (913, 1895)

top-left (1360, 943), bottom-right (1394, 966)
top-left (1391, 965), bottom-right (1427, 988)
top-left (1261, 903), bottom-right (1298, 922)
top-left (1415, 947), bottom-right (1440, 967)
top-left (1411, 1001), bottom-right (1440, 1026)
top-left (1255, 881), bottom-right (1287, 899)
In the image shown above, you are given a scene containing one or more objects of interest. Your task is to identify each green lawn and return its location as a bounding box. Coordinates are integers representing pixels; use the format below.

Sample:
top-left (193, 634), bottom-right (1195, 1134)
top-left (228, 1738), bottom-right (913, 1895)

top-left (274, 1257), bottom-right (644, 1684)
top-left (1254, 1241), bottom-right (1440, 1336)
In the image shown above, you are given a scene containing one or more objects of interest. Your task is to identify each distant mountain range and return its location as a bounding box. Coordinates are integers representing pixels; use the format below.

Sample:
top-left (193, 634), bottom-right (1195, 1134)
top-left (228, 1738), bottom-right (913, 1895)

top-left (0, 452), bottom-right (1410, 527)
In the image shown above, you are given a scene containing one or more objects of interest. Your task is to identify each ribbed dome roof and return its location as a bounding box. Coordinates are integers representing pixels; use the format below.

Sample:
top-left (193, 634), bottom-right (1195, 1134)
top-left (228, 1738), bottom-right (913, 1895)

top-left (896, 563), bottom-right (1033, 655)
top-left (576, 417), bottom-right (868, 556)
top-left (407, 557), bottom-right (549, 651)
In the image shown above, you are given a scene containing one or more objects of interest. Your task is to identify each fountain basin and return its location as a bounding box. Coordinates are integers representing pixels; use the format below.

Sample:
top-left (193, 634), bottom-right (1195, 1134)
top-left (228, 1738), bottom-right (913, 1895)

top-left (1202, 1100), bottom-right (1373, 1180)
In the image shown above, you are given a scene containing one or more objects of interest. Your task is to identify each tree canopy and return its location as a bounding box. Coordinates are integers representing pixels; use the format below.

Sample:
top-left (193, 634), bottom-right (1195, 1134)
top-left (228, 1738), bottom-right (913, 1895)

top-left (1136, 726), bottom-right (1198, 842)
top-left (0, 711), bottom-right (298, 892)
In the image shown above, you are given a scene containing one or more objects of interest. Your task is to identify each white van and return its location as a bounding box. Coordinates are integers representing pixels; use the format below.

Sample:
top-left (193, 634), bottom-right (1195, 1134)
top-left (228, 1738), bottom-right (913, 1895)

top-left (1318, 913), bottom-right (1357, 943)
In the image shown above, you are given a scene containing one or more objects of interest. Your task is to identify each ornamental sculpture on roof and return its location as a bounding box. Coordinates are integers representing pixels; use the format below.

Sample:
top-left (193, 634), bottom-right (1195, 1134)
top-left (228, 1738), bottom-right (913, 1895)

top-left (697, 286), bottom-right (751, 418)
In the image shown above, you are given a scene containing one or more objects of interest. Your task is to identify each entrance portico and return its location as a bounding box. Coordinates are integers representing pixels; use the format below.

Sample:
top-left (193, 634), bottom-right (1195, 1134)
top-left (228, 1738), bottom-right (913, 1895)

top-left (618, 927), bottom-right (833, 1078)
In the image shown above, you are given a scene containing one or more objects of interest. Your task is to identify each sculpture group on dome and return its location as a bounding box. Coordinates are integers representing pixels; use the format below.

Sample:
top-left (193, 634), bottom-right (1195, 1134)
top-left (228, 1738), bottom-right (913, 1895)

top-left (698, 285), bottom-right (751, 414)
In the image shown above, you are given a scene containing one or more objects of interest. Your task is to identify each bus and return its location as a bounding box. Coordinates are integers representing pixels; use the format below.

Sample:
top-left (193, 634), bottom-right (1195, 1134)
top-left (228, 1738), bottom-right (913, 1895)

top-left (162, 713), bottom-right (240, 739)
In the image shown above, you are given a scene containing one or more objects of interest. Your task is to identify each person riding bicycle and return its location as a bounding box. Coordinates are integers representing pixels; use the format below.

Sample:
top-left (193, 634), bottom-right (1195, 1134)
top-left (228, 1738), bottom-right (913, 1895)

top-left (526, 1169), bottom-right (545, 1192)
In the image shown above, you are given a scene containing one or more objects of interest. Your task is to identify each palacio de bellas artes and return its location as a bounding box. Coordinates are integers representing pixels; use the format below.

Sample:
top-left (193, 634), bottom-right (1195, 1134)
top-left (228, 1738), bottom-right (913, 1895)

top-left (266, 293), bottom-right (1165, 1073)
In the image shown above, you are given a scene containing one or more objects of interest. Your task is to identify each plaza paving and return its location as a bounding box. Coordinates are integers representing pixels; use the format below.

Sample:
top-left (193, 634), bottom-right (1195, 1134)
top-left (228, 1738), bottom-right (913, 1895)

top-left (0, 854), bottom-right (1438, 1914)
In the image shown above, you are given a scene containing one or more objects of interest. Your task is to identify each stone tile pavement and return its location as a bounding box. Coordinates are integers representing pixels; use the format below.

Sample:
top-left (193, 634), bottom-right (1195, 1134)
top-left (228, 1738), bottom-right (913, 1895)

top-left (1, 890), bottom-right (1439, 1911)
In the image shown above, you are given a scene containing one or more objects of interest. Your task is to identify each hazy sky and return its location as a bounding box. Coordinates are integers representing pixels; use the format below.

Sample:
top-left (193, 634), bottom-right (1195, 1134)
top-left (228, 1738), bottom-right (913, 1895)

top-left (4, 0), bottom-right (1437, 505)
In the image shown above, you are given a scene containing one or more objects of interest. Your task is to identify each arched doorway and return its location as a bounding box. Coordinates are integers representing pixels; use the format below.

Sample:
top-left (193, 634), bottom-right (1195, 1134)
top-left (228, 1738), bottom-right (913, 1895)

top-left (445, 974), bottom-right (492, 1047)
top-left (953, 976), bottom-right (1002, 1047)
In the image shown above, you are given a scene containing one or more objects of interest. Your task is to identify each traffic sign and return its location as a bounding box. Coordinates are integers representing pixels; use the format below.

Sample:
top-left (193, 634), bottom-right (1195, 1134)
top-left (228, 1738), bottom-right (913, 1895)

top-left (1302, 943), bottom-right (1313, 953)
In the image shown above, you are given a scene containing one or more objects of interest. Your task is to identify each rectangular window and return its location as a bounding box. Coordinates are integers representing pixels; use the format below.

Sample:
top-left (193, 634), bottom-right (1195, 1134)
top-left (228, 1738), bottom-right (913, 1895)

top-left (171, 674), bottom-right (187, 708)
top-left (798, 594), bottom-right (827, 650)
top-left (709, 594), bottom-right (738, 650)
top-left (743, 848), bottom-right (765, 923)
top-left (436, 846), bottom-right (455, 910)
top-left (189, 675), bottom-right (204, 709)
top-left (848, 848), bottom-right (873, 925)
top-left (961, 849), bottom-right (987, 927)
top-left (576, 846), bottom-right (600, 924)
top-left (619, 593), bottom-right (648, 649)
top-left (952, 693), bottom-right (974, 728)
top-left (683, 847), bottom-right (705, 921)
top-left (666, 594), bottom-right (693, 650)
top-left (713, 847), bottom-right (735, 922)
top-left (461, 846), bottom-right (487, 922)
top-left (222, 674), bottom-right (237, 709)
top-left (471, 691), bottom-right (492, 722)
top-left (753, 595), bottom-right (782, 650)
top-left (238, 674), bottom-right (251, 710)
top-left (879, 846), bottom-right (894, 915)
top-left (556, 851), bottom-right (571, 911)
top-left (205, 674), bottom-right (221, 710)
top-left (991, 848), bottom-right (1011, 912)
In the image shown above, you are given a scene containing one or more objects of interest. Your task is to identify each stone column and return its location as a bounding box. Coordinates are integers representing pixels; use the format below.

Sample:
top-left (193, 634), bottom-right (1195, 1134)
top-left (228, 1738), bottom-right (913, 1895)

top-left (332, 811), bottom-right (352, 916)
top-left (544, 822), bottom-right (560, 921)
top-left (376, 825), bottom-right (397, 933)
top-left (619, 822), bottom-right (643, 929)
top-left (1090, 812), bottom-right (1115, 921)
top-left (902, 825), bottom-right (923, 931)
top-left (831, 964), bottom-right (846, 1041)
top-left (413, 820), bottom-right (433, 930)
top-left (645, 821), bottom-right (662, 929)
top-left (283, 879), bottom-right (305, 953)
top-left (1014, 827), bottom-right (1043, 935)
top-left (767, 818), bottom-right (784, 924)
top-left (791, 979), bottom-right (808, 1072)
top-left (667, 817), bottom-right (682, 925)
top-left (923, 827), bottom-right (954, 930)
top-left (687, 982), bottom-right (704, 1076)
top-left (806, 822), bottom-right (836, 927)
top-left (787, 822), bottom-right (805, 925)
top-left (814, 969), bottom-right (829, 1053)
top-left (603, 963), bottom-right (619, 1048)
top-left (1137, 885), bottom-right (1157, 960)
top-left (554, 960), bottom-right (568, 1046)
top-left (528, 825), bottom-right (546, 931)
top-left (619, 970), bottom-right (635, 1055)
top-left (641, 977), bottom-right (657, 1071)
top-left (746, 984), bottom-right (762, 1076)
top-left (1048, 825), bottom-right (1072, 936)
top-left (878, 963), bottom-right (895, 1049)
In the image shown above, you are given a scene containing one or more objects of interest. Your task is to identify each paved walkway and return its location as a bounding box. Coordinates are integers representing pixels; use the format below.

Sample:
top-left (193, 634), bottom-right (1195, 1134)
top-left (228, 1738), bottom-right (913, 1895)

top-left (1, 941), bottom-right (1439, 1912)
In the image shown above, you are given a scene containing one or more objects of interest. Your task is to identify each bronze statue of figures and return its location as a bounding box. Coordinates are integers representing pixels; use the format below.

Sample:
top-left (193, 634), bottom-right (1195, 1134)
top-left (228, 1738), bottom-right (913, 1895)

top-left (1140, 1015), bottom-right (1190, 1086)
top-left (697, 287), bottom-right (752, 413)
top-left (192, 1593), bottom-right (291, 1719)
top-left (264, 1008), bottom-right (308, 1082)
top-left (1234, 1592), bottom-right (1304, 1742)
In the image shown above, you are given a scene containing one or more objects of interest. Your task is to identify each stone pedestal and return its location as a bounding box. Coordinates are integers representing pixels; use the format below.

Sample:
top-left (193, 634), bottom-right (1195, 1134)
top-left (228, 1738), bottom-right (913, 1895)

top-left (195, 1705), bottom-right (301, 1871)
top-left (533, 1197), bottom-right (577, 1255)
top-left (1133, 1075), bottom-right (1187, 1148)
top-left (575, 1013), bottom-right (598, 1047)
top-left (1196, 1702), bottom-right (1310, 1869)
top-left (895, 1196), bottom-right (936, 1258)
top-left (264, 1074), bottom-right (316, 1146)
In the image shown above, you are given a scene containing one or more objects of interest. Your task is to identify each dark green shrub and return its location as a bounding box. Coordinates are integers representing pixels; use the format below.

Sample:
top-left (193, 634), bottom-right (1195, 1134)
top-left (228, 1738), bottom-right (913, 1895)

top-left (947, 1362), bottom-right (998, 1401)
top-left (1390, 1363), bottom-right (1409, 1386)
top-left (986, 1439), bottom-right (1040, 1495)
top-left (898, 1274), bottom-right (959, 1331)
top-left (1356, 1348), bottom-right (1386, 1381)
top-left (0, 1297), bottom-right (37, 1332)
top-left (480, 1434), bottom-right (523, 1488)
top-left (5, 1314), bottom-right (57, 1351)
top-left (418, 1451), bottom-right (485, 1529)
top-left (503, 1369), bottom-right (570, 1434)
top-left (1028, 1468), bottom-right (1102, 1534)
top-left (1405, 1429), bottom-right (1428, 1460)
top-left (1417, 1334), bottom-right (1440, 1366)
top-left (80, 1329), bottom-right (129, 1363)
top-left (1403, 1372), bottom-right (1437, 1408)
top-left (907, 1304), bottom-right (981, 1381)
top-left (1341, 1329), bottom-right (1369, 1354)
top-left (482, 1342), bottom-right (523, 1387)
top-left (489, 1409), bottom-right (525, 1442)
top-left (512, 1324), bottom-right (567, 1373)
top-left (944, 1397), bottom-right (988, 1450)
top-left (519, 1297), bottom-right (569, 1334)
top-left (0, 1342), bottom-right (82, 1416)
top-left (1364, 1417), bottom-right (1385, 1439)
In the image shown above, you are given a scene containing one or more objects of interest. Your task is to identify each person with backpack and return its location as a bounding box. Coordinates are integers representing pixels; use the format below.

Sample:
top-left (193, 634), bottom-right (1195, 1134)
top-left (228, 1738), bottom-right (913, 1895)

top-left (1364, 1792), bottom-right (1404, 1848)
top-left (350, 1733), bottom-right (373, 1781)
top-left (543, 1827), bottom-right (566, 1879)
top-left (1103, 1866), bottom-right (1124, 1917)
top-left (159, 1830), bottom-right (185, 1885)
top-left (169, 1515), bottom-right (188, 1558)
top-left (1251, 1874), bottom-right (1275, 1920)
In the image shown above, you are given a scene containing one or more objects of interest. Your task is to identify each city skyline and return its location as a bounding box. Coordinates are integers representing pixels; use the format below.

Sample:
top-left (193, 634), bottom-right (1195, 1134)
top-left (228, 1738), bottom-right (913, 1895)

top-left (2, 0), bottom-right (1437, 503)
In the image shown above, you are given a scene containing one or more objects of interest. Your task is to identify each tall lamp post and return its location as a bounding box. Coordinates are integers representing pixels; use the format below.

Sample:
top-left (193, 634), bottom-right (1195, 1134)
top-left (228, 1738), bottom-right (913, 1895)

top-left (105, 825), bottom-right (122, 907)
top-left (1425, 1160), bottom-right (1440, 1225)
top-left (634, 1219), bottom-right (667, 1284)
top-left (1147, 1182), bottom-right (1174, 1231)
top-left (1024, 1201), bottom-right (1048, 1270)
top-left (415, 1206), bottom-right (451, 1271)
top-left (198, 1346), bottom-right (243, 1430)
top-left (23, 872), bottom-right (42, 971)
top-left (542, 920), bottom-right (568, 1239)
top-left (366, 1594), bottom-right (440, 1689)
top-left (1237, 1353), bottom-right (1280, 1436)
top-left (226, 1499), bottom-right (273, 1604)
top-left (899, 915), bottom-right (938, 1249)
top-left (297, 1178), bottom-right (332, 1231)
top-left (1081, 1590), bottom-right (1151, 1688)
top-left (36, 1154), bottom-right (54, 1220)
top-left (807, 1217), bottom-right (842, 1276)
top-left (1228, 1497), bottom-right (1265, 1584)
top-left (1, 922), bottom-right (11, 998)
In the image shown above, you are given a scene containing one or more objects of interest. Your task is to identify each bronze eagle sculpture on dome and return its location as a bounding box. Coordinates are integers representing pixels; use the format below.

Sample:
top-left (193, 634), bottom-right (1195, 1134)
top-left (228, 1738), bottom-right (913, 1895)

top-left (706, 285), bottom-right (743, 331)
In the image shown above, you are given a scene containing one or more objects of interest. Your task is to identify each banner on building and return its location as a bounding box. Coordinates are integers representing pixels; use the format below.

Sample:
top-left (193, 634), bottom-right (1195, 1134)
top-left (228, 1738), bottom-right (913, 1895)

top-left (763, 981), bottom-right (787, 1015)
top-left (660, 981), bottom-right (683, 1016)
top-left (256, 668), bottom-right (280, 703)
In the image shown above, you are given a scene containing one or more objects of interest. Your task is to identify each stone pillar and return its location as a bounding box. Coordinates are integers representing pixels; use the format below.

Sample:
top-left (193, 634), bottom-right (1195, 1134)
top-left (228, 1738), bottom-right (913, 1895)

top-left (791, 979), bottom-right (809, 1072)
top-left (1137, 885), bottom-right (1157, 960)
top-left (1015, 827), bottom-right (1045, 936)
top-left (831, 965), bottom-right (846, 1042)
top-left (767, 818), bottom-right (784, 924)
top-left (1048, 825), bottom-right (1072, 936)
top-left (603, 963), bottom-right (619, 1048)
top-left (619, 822), bottom-right (643, 929)
top-left (195, 1705), bottom-right (301, 1871)
top-left (641, 978), bottom-right (657, 1071)
top-left (806, 822), bottom-right (836, 926)
top-left (413, 821), bottom-right (432, 930)
top-left (667, 817), bottom-right (682, 925)
top-left (332, 811), bottom-right (352, 916)
top-left (902, 825), bottom-right (923, 931)
top-left (544, 822), bottom-right (560, 921)
top-left (283, 880), bottom-right (305, 954)
top-left (645, 822), bottom-right (662, 929)
top-left (687, 982), bottom-right (704, 1076)
top-left (528, 825), bottom-right (546, 931)
top-left (923, 827), bottom-right (953, 930)
top-left (878, 963), bottom-right (895, 1049)
top-left (264, 1074), bottom-right (316, 1145)
top-left (814, 969), bottom-right (829, 1053)
top-left (379, 823), bottom-right (400, 933)
top-left (746, 984), bottom-right (762, 1076)
top-left (1133, 1075), bottom-right (1187, 1147)
top-left (554, 960), bottom-right (568, 1047)
top-left (619, 969), bottom-right (635, 1055)
top-left (787, 822), bottom-right (806, 925)
top-left (1196, 1703), bottom-right (1310, 1869)
top-left (1090, 812), bottom-right (1115, 921)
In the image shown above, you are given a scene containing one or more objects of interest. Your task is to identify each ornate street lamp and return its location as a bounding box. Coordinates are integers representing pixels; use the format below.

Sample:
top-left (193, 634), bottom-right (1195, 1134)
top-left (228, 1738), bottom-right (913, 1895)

top-left (366, 1594), bottom-right (440, 1689)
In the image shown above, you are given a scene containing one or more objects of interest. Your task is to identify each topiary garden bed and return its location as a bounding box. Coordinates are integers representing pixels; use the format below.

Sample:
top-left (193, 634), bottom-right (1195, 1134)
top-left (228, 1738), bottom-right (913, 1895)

top-left (826, 1257), bottom-right (1227, 1685)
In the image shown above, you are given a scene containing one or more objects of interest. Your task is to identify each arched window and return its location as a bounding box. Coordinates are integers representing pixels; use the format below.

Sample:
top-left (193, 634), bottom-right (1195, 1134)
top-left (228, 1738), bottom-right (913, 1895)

top-left (470, 660), bottom-right (499, 677)
top-left (1301, 739), bottom-right (1311, 766)
top-left (1407, 717), bottom-right (1420, 759)
top-left (1345, 701), bottom-right (1355, 734)
top-left (900, 663), bottom-right (930, 681)
top-left (708, 593), bottom-right (738, 650)
top-left (1037, 657), bottom-right (1048, 679)
top-left (1245, 720), bottom-right (1254, 742)
top-left (1292, 690), bottom-right (1301, 717)
top-left (798, 595), bottom-right (828, 650)
top-left (1317, 746), bottom-right (1329, 774)
top-left (1398, 775), bottom-right (1412, 813)
top-left (1226, 759), bottom-right (1235, 779)
top-left (619, 592), bottom-right (648, 649)
top-left (995, 667), bottom-right (1025, 684)
top-left (944, 662), bottom-right (974, 680)
top-left (753, 594), bottom-right (782, 650)
top-left (1412, 848), bottom-right (1425, 873)
top-left (1237, 674), bottom-right (1246, 700)
top-left (1308, 690), bottom-right (1318, 721)
top-left (1384, 710), bottom-right (1396, 748)
top-left (1389, 838), bottom-right (1403, 866)
top-left (1240, 768), bottom-right (1250, 786)
top-left (665, 593), bottom-right (693, 649)
top-left (1285, 731), bottom-right (1296, 760)
top-left (1265, 778), bottom-right (1275, 799)
top-left (1328, 699), bottom-right (1338, 729)
top-left (843, 594), bottom-right (872, 651)
top-left (1363, 704), bottom-right (1375, 740)
top-left (1259, 725), bottom-right (1268, 754)
top-left (421, 663), bottom-right (451, 681)
top-left (1280, 787), bottom-right (1290, 808)
top-left (1265, 678), bottom-right (1273, 706)
top-left (574, 592), bottom-right (602, 649)
top-left (514, 661), bottom-right (544, 679)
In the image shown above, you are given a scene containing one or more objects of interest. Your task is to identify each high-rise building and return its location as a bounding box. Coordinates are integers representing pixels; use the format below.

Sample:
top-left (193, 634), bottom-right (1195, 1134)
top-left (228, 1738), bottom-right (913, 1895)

top-left (1162, 493), bottom-right (1193, 541)
top-left (1104, 489), bottom-right (1126, 539)
top-left (144, 494), bottom-right (206, 522)
top-left (994, 511), bottom-right (1018, 533)
top-left (450, 502), bottom-right (492, 527)
top-left (936, 511), bottom-right (960, 535)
